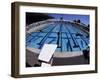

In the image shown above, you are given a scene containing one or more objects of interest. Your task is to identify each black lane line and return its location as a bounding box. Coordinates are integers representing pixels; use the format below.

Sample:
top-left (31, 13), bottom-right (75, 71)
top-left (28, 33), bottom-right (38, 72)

top-left (65, 23), bottom-right (79, 48)
top-left (26, 24), bottom-right (56, 46)
top-left (66, 34), bottom-right (73, 51)
top-left (60, 23), bottom-right (63, 52)
top-left (26, 32), bottom-right (40, 42)
top-left (67, 40), bottom-right (72, 51)
top-left (55, 23), bottom-right (60, 47)
top-left (26, 33), bottom-right (39, 46)
top-left (57, 22), bottom-right (63, 52)
top-left (26, 24), bottom-right (54, 43)
top-left (26, 37), bottom-right (41, 46)
top-left (65, 34), bottom-right (73, 51)
top-left (73, 34), bottom-right (81, 50)
top-left (72, 23), bottom-right (88, 45)
top-left (72, 23), bottom-right (89, 36)
top-left (69, 23), bottom-right (81, 50)
top-left (26, 33), bottom-right (35, 41)
top-left (26, 33), bottom-right (43, 46)
top-left (80, 36), bottom-right (88, 45)
top-left (56, 24), bottom-right (60, 47)
top-left (71, 23), bottom-right (88, 46)
top-left (27, 24), bottom-right (55, 46)
top-left (80, 40), bottom-right (84, 48)
top-left (63, 24), bottom-right (72, 51)
top-left (38, 24), bottom-right (57, 49)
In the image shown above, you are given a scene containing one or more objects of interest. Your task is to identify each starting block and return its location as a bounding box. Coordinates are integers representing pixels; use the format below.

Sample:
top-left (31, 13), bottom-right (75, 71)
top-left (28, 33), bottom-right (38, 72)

top-left (38, 44), bottom-right (57, 66)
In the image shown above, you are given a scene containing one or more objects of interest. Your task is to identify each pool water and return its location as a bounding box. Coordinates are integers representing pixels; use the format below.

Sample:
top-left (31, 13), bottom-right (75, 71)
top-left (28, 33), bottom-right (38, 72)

top-left (26, 22), bottom-right (89, 52)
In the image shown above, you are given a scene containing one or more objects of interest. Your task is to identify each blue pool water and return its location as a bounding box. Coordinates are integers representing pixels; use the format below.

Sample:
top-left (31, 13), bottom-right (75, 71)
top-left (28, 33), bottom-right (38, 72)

top-left (26, 22), bottom-right (89, 52)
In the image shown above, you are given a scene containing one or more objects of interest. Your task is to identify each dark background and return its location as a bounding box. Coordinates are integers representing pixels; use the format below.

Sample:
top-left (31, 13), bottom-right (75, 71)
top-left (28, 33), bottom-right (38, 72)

top-left (26, 12), bottom-right (54, 26)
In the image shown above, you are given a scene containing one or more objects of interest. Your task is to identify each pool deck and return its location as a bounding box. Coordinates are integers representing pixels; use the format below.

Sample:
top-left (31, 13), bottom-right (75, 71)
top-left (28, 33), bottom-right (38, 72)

top-left (26, 47), bottom-right (89, 67)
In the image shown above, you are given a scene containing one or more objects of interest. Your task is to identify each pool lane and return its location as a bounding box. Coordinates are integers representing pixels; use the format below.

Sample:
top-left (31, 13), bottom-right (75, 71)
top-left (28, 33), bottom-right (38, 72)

top-left (64, 23), bottom-right (80, 49)
top-left (26, 21), bottom-right (89, 52)
top-left (38, 23), bottom-right (58, 49)
top-left (69, 23), bottom-right (89, 50)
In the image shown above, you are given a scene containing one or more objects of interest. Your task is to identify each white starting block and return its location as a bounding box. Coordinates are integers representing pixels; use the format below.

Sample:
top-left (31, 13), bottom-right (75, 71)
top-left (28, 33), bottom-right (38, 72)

top-left (38, 44), bottom-right (57, 67)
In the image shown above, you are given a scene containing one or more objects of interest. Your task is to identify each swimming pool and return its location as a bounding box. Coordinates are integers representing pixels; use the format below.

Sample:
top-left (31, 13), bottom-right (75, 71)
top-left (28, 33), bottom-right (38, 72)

top-left (26, 21), bottom-right (89, 52)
